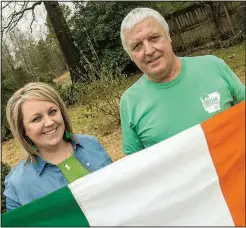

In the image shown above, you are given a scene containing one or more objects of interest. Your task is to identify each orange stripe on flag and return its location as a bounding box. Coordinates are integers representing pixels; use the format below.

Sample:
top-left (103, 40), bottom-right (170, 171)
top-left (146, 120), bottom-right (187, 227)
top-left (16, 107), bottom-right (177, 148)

top-left (201, 101), bottom-right (245, 226)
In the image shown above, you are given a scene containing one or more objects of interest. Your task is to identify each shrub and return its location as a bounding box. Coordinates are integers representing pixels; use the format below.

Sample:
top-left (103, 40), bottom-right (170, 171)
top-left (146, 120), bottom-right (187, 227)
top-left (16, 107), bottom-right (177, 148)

top-left (1, 162), bottom-right (11, 213)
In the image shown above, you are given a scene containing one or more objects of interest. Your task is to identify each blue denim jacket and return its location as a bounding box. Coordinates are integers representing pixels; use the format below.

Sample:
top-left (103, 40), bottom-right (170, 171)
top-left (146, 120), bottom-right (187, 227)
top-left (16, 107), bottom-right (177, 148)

top-left (4, 134), bottom-right (112, 211)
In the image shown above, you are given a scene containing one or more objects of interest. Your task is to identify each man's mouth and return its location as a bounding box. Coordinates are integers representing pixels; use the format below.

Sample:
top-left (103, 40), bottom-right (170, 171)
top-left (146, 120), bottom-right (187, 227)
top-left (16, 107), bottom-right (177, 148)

top-left (43, 128), bottom-right (57, 135)
top-left (147, 56), bottom-right (160, 64)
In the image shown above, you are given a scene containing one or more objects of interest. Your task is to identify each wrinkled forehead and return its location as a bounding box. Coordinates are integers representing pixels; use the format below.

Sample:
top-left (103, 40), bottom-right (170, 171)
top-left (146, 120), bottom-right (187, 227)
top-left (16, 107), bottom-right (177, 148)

top-left (123, 16), bottom-right (159, 31)
top-left (124, 17), bottom-right (165, 34)
top-left (123, 17), bottom-right (166, 43)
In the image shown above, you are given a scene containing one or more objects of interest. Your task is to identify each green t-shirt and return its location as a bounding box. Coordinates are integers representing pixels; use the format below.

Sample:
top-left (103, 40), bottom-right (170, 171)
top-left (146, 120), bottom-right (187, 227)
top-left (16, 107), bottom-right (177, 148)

top-left (120, 55), bottom-right (245, 155)
top-left (57, 155), bottom-right (90, 184)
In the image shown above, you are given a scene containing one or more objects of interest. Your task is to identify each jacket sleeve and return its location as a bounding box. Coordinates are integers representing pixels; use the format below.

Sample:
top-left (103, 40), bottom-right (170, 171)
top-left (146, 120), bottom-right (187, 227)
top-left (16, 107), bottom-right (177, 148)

top-left (120, 96), bottom-right (144, 155)
top-left (4, 177), bottom-right (22, 211)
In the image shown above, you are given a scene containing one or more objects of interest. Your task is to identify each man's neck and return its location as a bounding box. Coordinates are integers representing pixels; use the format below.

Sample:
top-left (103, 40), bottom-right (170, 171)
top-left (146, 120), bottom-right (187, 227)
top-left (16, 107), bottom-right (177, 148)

top-left (148, 56), bottom-right (182, 83)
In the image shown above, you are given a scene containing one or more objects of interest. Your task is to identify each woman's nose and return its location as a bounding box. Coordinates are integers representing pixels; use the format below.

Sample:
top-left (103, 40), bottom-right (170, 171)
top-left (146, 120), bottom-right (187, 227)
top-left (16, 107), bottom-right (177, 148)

top-left (44, 116), bottom-right (54, 127)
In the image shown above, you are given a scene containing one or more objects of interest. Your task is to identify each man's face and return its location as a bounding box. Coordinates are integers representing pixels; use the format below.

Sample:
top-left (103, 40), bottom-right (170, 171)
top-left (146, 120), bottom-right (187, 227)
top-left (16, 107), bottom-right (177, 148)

top-left (124, 17), bottom-right (174, 81)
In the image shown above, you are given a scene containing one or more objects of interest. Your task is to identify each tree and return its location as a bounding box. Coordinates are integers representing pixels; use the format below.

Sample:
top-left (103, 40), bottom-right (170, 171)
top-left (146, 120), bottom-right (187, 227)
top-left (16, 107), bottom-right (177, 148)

top-left (72, 2), bottom-right (196, 76)
top-left (1, 37), bottom-right (34, 140)
top-left (1, 26), bottom-right (67, 140)
top-left (43, 1), bottom-right (89, 83)
top-left (2, 1), bottom-right (89, 83)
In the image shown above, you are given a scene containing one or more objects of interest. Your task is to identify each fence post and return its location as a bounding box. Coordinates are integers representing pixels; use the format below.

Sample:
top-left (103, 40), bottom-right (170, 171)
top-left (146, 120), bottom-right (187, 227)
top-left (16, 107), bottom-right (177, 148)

top-left (221, 2), bottom-right (235, 36)
top-left (171, 15), bottom-right (186, 50)
top-left (206, 2), bottom-right (223, 38)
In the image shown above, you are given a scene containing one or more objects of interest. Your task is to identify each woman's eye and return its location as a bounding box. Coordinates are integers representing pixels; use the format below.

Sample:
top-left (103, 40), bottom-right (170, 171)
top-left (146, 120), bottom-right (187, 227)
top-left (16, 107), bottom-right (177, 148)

top-left (33, 116), bottom-right (41, 122)
top-left (49, 109), bottom-right (57, 115)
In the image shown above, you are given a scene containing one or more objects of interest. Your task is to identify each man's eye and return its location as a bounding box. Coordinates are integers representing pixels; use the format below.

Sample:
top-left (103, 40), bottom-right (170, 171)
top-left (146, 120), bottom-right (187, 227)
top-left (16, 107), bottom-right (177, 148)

top-left (33, 116), bottom-right (41, 122)
top-left (133, 43), bottom-right (141, 51)
top-left (150, 36), bottom-right (159, 41)
top-left (49, 109), bottom-right (57, 115)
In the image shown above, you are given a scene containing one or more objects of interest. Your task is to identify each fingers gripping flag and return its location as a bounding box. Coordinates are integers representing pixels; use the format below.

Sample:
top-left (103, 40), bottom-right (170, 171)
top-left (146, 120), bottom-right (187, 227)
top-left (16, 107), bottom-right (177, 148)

top-left (2, 101), bottom-right (245, 226)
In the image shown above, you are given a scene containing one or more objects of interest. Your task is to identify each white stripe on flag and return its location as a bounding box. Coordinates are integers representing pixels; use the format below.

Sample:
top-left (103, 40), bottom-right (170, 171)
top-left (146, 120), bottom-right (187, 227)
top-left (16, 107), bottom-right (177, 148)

top-left (69, 124), bottom-right (234, 226)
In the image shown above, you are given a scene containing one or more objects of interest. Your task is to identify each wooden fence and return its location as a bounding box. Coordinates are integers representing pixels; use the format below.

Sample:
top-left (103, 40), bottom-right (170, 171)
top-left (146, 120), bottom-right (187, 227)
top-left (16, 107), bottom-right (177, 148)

top-left (165, 2), bottom-right (241, 51)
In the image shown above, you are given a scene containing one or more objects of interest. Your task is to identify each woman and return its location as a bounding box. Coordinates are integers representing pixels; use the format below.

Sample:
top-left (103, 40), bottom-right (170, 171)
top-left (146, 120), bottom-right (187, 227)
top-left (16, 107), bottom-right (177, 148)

top-left (4, 82), bottom-right (112, 211)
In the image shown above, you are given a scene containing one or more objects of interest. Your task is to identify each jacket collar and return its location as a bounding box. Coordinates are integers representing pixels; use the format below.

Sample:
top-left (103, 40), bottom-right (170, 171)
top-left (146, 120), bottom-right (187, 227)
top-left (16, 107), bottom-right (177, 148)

top-left (32, 136), bottom-right (82, 176)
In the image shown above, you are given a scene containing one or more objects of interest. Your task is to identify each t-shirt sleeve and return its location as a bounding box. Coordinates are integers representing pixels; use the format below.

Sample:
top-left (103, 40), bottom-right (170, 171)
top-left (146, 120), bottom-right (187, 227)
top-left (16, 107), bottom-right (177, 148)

top-left (218, 57), bottom-right (245, 105)
top-left (120, 97), bottom-right (144, 155)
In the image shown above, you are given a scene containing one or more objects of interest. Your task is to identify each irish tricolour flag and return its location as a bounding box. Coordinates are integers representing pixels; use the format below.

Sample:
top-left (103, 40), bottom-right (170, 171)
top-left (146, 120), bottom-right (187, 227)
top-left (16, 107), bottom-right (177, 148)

top-left (2, 101), bottom-right (245, 226)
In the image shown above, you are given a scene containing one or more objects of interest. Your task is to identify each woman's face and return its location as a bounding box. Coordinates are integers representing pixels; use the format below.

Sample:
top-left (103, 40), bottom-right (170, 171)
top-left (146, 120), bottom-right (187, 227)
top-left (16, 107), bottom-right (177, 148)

top-left (22, 99), bottom-right (65, 151)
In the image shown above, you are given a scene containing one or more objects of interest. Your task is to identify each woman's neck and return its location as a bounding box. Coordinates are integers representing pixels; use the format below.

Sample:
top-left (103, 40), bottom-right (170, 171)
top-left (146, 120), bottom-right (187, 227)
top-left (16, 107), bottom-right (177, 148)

top-left (38, 140), bottom-right (73, 165)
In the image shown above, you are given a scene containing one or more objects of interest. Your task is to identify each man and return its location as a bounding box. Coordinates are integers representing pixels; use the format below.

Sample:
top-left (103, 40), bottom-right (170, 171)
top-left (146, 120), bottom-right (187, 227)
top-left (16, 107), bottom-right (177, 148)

top-left (120, 7), bottom-right (245, 155)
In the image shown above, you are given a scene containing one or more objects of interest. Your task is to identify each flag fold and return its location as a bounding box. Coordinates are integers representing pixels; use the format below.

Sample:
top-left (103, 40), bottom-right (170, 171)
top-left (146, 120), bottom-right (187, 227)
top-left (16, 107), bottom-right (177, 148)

top-left (2, 101), bottom-right (245, 226)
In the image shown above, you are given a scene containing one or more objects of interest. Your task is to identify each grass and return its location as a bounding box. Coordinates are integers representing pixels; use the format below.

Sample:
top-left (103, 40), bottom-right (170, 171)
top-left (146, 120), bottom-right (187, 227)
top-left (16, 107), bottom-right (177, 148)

top-left (53, 71), bottom-right (71, 85)
top-left (2, 41), bottom-right (245, 167)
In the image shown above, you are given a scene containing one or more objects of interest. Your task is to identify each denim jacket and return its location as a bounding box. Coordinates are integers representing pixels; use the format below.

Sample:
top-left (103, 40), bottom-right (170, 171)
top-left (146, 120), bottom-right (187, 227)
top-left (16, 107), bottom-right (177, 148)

top-left (4, 134), bottom-right (112, 211)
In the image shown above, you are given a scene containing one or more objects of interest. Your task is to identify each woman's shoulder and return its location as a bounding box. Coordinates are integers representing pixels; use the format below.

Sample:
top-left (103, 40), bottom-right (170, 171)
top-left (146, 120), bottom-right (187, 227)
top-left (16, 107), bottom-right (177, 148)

top-left (73, 134), bottom-right (112, 170)
top-left (5, 159), bottom-right (36, 185)
top-left (74, 134), bottom-right (100, 144)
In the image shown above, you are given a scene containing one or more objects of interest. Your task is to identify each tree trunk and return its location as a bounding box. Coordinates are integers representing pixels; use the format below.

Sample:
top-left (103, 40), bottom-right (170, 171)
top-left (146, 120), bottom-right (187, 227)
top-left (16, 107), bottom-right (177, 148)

top-left (43, 1), bottom-right (88, 83)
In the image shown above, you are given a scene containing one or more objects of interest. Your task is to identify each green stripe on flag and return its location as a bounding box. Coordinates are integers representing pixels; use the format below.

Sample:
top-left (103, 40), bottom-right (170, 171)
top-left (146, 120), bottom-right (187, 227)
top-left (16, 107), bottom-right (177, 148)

top-left (1, 186), bottom-right (89, 227)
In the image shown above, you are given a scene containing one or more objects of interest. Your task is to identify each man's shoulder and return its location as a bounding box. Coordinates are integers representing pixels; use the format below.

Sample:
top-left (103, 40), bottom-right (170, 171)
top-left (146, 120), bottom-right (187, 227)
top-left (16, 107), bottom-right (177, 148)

top-left (121, 75), bottom-right (145, 102)
top-left (183, 55), bottom-right (222, 61)
top-left (182, 55), bottom-right (222, 63)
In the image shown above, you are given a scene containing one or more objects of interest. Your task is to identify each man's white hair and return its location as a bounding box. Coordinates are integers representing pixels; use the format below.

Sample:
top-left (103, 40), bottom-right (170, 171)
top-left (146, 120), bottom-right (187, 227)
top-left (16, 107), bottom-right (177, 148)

top-left (120, 7), bottom-right (169, 55)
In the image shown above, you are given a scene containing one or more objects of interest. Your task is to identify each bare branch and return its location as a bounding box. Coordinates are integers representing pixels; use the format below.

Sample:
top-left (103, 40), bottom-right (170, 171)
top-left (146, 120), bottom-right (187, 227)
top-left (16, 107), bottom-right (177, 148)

top-left (2, 2), bottom-right (11, 10)
top-left (30, 5), bottom-right (37, 33)
top-left (3, 2), bottom-right (28, 33)
top-left (2, 1), bottom-right (42, 34)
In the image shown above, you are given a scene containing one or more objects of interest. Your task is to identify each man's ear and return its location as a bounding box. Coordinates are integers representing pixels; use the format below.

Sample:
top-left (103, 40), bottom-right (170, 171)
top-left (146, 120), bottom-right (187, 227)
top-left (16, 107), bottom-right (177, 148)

top-left (128, 52), bottom-right (133, 61)
top-left (167, 32), bottom-right (172, 43)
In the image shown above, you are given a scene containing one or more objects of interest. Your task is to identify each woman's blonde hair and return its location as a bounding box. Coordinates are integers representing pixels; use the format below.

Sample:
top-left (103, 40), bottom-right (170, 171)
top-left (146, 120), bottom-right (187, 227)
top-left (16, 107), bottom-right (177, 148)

top-left (6, 82), bottom-right (74, 164)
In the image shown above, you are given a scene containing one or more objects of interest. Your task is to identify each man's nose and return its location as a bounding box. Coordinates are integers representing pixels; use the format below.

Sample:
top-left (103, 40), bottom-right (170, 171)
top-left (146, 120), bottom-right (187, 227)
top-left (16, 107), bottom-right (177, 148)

top-left (144, 41), bottom-right (154, 55)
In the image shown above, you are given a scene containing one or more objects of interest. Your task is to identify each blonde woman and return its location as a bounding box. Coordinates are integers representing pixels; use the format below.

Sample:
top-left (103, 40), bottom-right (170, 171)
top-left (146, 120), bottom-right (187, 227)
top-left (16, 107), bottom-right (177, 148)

top-left (4, 82), bottom-right (112, 211)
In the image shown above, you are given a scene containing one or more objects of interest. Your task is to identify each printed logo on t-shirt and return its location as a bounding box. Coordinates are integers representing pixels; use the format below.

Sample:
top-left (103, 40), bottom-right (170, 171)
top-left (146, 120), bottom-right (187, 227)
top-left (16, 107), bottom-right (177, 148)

top-left (200, 92), bottom-right (221, 113)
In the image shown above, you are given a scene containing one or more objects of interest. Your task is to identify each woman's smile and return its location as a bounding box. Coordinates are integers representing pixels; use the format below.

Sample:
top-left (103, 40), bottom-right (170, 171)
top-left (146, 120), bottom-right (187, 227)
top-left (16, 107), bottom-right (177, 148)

top-left (43, 127), bottom-right (58, 135)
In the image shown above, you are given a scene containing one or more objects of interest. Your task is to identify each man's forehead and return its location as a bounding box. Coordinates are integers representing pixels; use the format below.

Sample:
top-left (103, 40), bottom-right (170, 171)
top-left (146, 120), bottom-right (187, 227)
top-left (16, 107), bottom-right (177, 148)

top-left (124, 18), bottom-right (164, 42)
top-left (126, 17), bottom-right (163, 32)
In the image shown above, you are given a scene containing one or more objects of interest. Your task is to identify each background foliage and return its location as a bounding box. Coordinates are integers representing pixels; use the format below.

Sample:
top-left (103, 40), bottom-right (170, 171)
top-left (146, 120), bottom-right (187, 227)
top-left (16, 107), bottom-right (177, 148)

top-left (1, 1), bottom-right (244, 141)
top-left (72, 2), bottom-right (194, 76)
top-left (1, 2), bottom-right (245, 212)
top-left (1, 162), bottom-right (11, 213)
